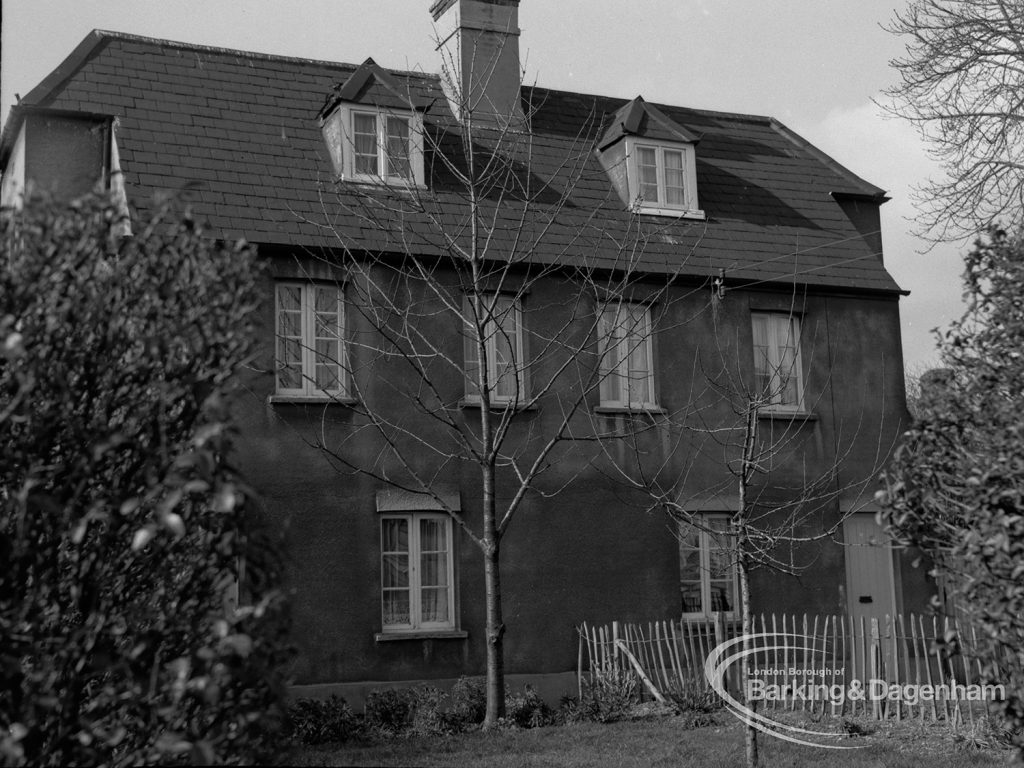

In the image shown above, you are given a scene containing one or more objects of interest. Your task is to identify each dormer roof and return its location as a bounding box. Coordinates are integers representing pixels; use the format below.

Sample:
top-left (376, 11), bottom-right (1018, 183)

top-left (599, 96), bottom-right (701, 150)
top-left (317, 57), bottom-right (430, 120)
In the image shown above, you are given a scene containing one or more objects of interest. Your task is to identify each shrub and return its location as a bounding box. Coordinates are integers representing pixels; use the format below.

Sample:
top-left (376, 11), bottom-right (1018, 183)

top-left (287, 696), bottom-right (359, 745)
top-left (567, 669), bottom-right (640, 723)
top-left (409, 686), bottom-right (452, 736)
top-left (665, 680), bottom-right (721, 714)
top-left (0, 194), bottom-right (291, 766)
top-left (448, 676), bottom-right (487, 729)
top-left (879, 230), bottom-right (1024, 755)
top-left (504, 685), bottom-right (554, 729)
top-left (364, 688), bottom-right (417, 733)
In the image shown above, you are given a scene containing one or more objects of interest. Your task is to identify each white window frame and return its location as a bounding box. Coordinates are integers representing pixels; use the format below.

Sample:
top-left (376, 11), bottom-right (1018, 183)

top-left (380, 512), bottom-right (456, 633)
top-left (679, 515), bottom-right (739, 620)
top-left (751, 312), bottom-right (805, 413)
top-left (274, 281), bottom-right (348, 399)
top-left (597, 301), bottom-right (658, 409)
top-left (625, 138), bottom-right (702, 218)
top-left (464, 293), bottom-right (526, 406)
top-left (321, 103), bottom-right (425, 186)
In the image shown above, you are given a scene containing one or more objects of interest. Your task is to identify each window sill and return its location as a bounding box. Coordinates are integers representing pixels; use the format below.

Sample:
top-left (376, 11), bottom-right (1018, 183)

top-left (374, 630), bottom-right (468, 642)
top-left (458, 398), bottom-right (538, 412)
top-left (334, 176), bottom-right (427, 191)
top-left (757, 410), bottom-right (817, 422)
top-left (268, 394), bottom-right (357, 406)
top-left (634, 205), bottom-right (706, 220)
top-left (594, 405), bottom-right (667, 416)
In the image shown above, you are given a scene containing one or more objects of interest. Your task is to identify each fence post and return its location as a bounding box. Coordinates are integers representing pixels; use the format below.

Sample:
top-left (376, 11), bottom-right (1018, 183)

top-left (870, 618), bottom-right (882, 720)
top-left (612, 621), bottom-right (620, 674)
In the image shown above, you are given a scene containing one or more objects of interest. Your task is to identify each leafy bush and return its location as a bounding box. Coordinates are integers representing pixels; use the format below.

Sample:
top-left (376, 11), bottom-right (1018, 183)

top-left (880, 230), bottom-right (1024, 756)
top-left (364, 688), bottom-right (417, 733)
top-left (665, 680), bottom-right (721, 714)
top-left (0, 194), bottom-right (291, 766)
top-left (562, 670), bottom-right (640, 724)
top-left (447, 676), bottom-right (487, 728)
top-left (504, 685), bottom-right (554, 729)
top-left (287, 696), bottom-right (359, 744)
top-left (409, 686), bottom-right (453, 736)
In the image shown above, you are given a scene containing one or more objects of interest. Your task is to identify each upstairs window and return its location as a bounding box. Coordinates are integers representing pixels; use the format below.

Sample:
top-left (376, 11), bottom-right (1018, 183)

top-left (464, 293), bottom-right (525, 405)
top-left (597, 302), bottom-right (657, 409)
top-left (275, 282), bottom-right (347, 399)
top-left (751, 312), bottom-right (804, 412)
top-left (321, 105), bottom-right (424, 186)
top-left (627, 139), bottom-right (701, 218)
top-left (679, 516), bottom-right (737, 618)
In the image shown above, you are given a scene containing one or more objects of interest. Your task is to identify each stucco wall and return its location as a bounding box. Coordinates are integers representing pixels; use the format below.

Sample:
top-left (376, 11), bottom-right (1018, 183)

top-left (233, 251), bottom-right (919, 687)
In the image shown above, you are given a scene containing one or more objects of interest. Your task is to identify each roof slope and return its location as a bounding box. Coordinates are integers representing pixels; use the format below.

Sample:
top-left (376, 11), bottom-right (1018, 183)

top-left (5, 30), bottom-right (903, 293)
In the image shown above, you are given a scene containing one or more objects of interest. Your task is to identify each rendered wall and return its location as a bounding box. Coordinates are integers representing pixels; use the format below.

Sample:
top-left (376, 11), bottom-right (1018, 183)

top-left (233, 251), bottom-right (921, 688)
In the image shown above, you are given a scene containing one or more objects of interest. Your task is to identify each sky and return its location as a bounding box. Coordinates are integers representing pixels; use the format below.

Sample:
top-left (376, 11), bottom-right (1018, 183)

top-left (0, 0), bottom-right (966, 372)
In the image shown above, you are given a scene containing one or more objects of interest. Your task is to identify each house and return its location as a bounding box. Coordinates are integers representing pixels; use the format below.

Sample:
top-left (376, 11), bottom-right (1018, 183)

top-left (0, 0), bottom-right (935, 704)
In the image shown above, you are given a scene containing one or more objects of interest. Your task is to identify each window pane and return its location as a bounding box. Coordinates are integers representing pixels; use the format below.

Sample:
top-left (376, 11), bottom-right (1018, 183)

top-left (353, 113), bottom-right (378, 175)
top-left (277, 285), bottom-right (301, 311)
top-left (598, 307), bottom-right (621, 404)
top-left (382, 518), bottom-right (411, 626)
top-left (382, 518), bottom-right (409, 552)
top-left (382, 590), bottom-right (411, 626)
top-left (382, 554), bottom-right (409, 589)
top-left (421, 587), bottom-right (449, 623)
top-left (420, 518), bottom-right (447, 551)
top-left (277, 361), bottom-right (302, 391)
top-left (421, 553), bottom-right (448, 588)
top-left (664, 150), bottom-right (685, 206)
top-left (637, 147), bottom-right (659, 202)
top-left (681, 582), bottom-right (704, 614)
top-left (489, 295), bottom-right (519, 400)
top-left (276, 283), bottom-right (304, 390)
top-left (626, 335), bottom-right (649, 404)
top-left (386, 116), bottom-right (412, 179)
top-left (709, 581), bottom-right (733, 612)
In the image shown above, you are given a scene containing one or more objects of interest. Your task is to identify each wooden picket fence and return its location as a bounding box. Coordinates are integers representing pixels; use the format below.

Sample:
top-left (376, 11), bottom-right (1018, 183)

top-left (578, 612), bottom-right (1000, 726)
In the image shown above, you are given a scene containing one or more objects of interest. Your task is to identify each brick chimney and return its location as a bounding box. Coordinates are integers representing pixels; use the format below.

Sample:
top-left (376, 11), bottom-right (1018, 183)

top-left (430, 0), bottom-right (526, 128)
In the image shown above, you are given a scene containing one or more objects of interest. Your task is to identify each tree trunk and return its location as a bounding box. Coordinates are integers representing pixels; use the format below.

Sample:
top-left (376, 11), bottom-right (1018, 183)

top-left (483, 530), bottom-right (505, 725)
top-left (481, 450), bottom-right (506, 726)
top-left (739, 404), bottom-right (759, 768)
top-left (739, 550), bottom-right (759, 768)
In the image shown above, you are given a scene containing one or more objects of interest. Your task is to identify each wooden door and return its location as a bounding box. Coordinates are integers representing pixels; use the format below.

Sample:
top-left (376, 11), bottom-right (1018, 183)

top-left (844, 514), bottom-right (897, 625)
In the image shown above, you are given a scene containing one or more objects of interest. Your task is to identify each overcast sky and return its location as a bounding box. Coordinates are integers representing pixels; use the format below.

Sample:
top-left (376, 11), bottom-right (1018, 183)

top-left (1, 0), bottom-right (966, 372)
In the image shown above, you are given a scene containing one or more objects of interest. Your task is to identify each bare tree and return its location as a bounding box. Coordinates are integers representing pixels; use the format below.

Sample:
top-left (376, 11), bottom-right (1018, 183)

top-left (599, 304), bottom-right (899, 768)
top-left (287, 53), bottom-right (704, 725)
top-left (883, 0), bottom-right (1024, 242)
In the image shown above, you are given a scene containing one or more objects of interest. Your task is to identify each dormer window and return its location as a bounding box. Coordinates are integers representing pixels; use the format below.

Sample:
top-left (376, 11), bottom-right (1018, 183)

top-left (319, 58), bottom-right (426, 187)
top-left (626, 138), bottom-right (700, 217)
top-left (597, 95), bottom-right (704, 219)
top-left (632, 142), bottom-right (696, 213)
top-left (322, 105), bottom-right (424, 186)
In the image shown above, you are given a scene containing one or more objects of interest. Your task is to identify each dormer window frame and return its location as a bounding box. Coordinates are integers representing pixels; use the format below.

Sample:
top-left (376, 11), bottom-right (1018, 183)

top-left (625, 137), bottom-right (703, 219)
top-left (322, 102), bottom-right (425, 188)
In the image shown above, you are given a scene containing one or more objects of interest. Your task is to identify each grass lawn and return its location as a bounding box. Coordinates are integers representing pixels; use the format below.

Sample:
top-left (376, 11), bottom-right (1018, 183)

top-left (288, 712), bottom-right (1016, 767)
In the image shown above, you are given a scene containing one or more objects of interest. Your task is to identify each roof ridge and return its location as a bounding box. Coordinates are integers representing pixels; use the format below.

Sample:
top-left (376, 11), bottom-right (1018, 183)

top-left (524, 84), bottom-right (775, 125)
top-left (95, 29), bottom-right (440, 81)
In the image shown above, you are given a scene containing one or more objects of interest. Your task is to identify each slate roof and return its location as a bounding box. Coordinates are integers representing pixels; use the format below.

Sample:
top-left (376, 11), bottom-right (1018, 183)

top-left (2, 30), bottom-right (904, 294)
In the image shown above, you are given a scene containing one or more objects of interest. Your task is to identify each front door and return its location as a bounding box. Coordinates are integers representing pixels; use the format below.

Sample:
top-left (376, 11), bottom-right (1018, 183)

top-left (844, 514), bottom-right (898, 680)
top-left (844, 514), bottom-right (897, 624)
